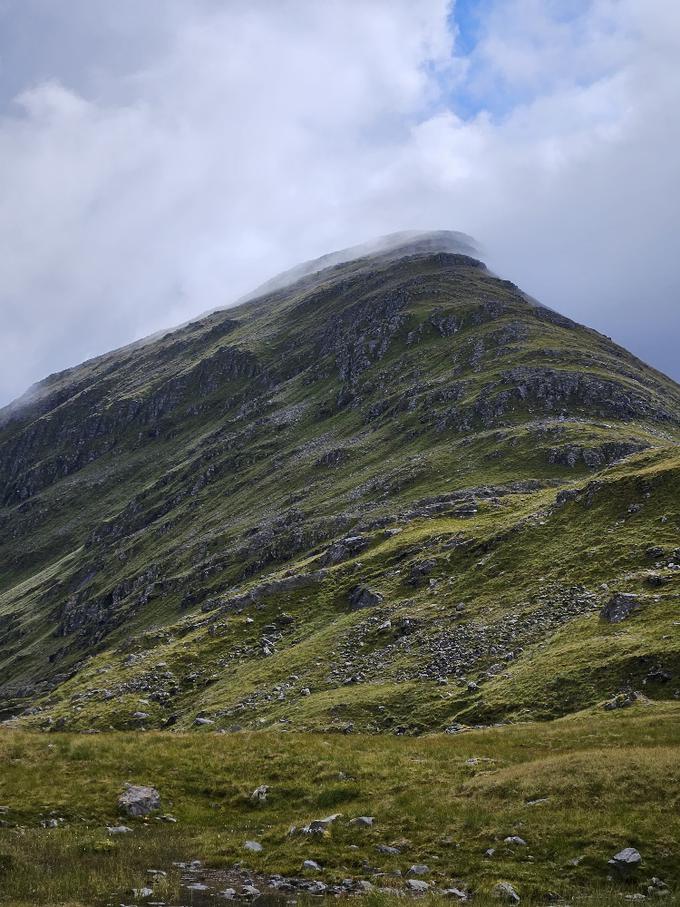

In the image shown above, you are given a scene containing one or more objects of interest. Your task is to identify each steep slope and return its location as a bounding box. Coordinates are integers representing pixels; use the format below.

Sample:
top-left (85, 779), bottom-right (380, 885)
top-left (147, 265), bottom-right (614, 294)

top-left (1, 232), bottom-right (679, 730)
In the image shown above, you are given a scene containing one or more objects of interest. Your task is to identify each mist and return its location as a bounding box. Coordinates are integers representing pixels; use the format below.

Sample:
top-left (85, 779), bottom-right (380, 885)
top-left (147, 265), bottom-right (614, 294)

top-left (0, 0), bottom-right (679, 405)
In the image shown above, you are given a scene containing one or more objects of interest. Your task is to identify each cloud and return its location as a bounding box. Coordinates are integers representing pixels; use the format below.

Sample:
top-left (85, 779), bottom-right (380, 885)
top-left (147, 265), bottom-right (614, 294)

top-left (0, 0), bottom-right (678, 404)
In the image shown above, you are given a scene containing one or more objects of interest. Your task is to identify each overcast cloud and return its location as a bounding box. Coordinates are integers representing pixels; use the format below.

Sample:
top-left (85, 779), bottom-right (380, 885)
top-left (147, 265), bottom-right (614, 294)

top-left (0, 0), bottom-right (678, 404)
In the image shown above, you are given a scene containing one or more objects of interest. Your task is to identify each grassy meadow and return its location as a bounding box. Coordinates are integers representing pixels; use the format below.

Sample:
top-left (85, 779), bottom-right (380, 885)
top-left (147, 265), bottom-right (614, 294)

top-left (0, 702), bottom-right (679, 905)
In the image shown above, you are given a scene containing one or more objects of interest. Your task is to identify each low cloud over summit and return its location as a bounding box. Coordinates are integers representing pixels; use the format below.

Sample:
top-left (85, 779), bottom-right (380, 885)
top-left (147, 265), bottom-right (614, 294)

top-left (1, 0), bottom-right (679, 403)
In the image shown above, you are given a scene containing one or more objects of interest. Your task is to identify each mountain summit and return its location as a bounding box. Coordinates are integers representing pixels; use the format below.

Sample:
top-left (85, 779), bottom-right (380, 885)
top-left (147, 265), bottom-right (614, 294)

top-left (1, 234), bottom-right (679, 730)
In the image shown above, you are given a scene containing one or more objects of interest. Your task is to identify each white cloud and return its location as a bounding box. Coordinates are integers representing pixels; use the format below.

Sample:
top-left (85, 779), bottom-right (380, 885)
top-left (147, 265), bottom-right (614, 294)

top-left (0, 0), bottom-right (679, 404)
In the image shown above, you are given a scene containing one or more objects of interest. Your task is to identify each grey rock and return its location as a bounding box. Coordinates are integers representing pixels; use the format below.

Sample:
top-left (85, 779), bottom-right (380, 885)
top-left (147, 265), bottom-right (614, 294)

top-left (407, 879), bottom-right (430, 892)
top-left (303, 859), bottom-right (321, 871)
top-left (107, 825), bottom-right (133, 834)
top-left (609, 847), bottom-right (642, 879)
top-left (601, 593), bottom-right (641, 623)
top-left (350, 815), bottom-right (374, 827)
top-left (504, 835), bottom-right (527, 846)
top-left (251, 784), bottom-right (269, 802)
top-left (348, 584), bottom-right (383, 610)
top-left (408, 864), bottom-right (430, 875)
top-left (604, 690), bottom-right (640, 711)
top-left (194, 716), bottom-right (214, 726)
top-left (244, 840), bottom-right (263, 852)
top-left (291, 813), bottom-right (342, 835)
top-left (118, 783), bottom-right (161, 817)
top-left (494, 881), bottom-right (520, 903)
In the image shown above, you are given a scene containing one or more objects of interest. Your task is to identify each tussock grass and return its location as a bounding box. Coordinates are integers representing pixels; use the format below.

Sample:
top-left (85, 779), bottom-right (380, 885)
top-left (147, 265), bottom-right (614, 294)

top-left (1, 704), bottom-right (679, 905)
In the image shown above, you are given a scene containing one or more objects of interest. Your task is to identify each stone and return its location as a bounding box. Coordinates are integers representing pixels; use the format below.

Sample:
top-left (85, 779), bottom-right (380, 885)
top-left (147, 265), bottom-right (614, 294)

top-left (604, 690), bottom-right (640, 711)
top-left (350, 815), bottom-right (374, 827)
top-left (194, 716), bottom-right (214, 726)
top-left (132, 887), bottom-right (153, 898)
top-left (608, 847), bottom-right (642, 879)
top-left (443, 888), bottom-right (469, 901)
top-left (407, 879), bottom-right (430, 892)
top-left (220, 889), bottom-right (237, 900)
top-left (494, 881), bottom-right (520, 903)
top-left (291, 813), bottom-right (342, 835)
top-left (376, 844), bottom-right (401, 855)
top-left (107, 825), bottom-right (133, 834)
top-left (244, 840), bottom-right (263, 852)
top-left (601, 593), bottom-right (641, 624)
top-left (348, 584), bottom-right (383, 610)
top-left (303, 859), bottom-right (321, 871)
top-left (251, 784), bottom-right (269, 802)
top-left (118, 783), bottom-right (161, 817)
top-left (408, 864), bottom-right (430, 875)
top-left (504, 835), bottom-right (527, 846)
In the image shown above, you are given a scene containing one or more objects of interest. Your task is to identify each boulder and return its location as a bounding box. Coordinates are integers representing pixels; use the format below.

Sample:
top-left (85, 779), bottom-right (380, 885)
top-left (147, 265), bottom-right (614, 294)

top-left (608, 847), bottom-right (642, 879)
top-left (408, 864), bottom-right (430, 875)
top-left (290, 813), bottom-right (342, 835)
top-left (348, 585), bottom-right (383, 610)
top-left (118, 784), bottom-right (161, 817)
top-left (494, 881), bottom-right (520, 903)
top-left (107, 825), bottom-right (133, 834)
top-left (251, 784), bottom-right (269, 803)
top-left (504, 835), bottom-right (527, 846)
top-left (601, 594), bottom-right (641, 624)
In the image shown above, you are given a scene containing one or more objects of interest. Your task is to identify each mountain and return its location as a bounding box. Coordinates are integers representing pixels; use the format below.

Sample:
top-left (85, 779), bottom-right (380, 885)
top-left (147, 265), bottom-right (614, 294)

top-left (1, 230), bottom-right (679, 732)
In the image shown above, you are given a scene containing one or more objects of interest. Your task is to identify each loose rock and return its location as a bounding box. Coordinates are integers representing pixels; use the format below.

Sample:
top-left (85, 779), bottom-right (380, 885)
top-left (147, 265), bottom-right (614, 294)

top-left (118, 783), bottom-right (161, 817)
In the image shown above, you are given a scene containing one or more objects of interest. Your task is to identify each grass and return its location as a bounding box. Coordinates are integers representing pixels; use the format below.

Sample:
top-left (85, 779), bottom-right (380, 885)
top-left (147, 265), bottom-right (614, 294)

top-left (1, 703), bottom-right (679, 905)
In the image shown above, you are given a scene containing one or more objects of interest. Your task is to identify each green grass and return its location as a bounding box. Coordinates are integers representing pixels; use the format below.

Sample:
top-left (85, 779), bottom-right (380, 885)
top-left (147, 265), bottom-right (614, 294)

top-left (1, 704), bottom-right (679, 905)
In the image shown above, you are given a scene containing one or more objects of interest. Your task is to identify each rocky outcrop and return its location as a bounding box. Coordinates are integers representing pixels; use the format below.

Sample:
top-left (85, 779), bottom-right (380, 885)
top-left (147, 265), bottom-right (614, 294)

top-left (601, 593), bottom-right (642, 623)
top-left (548, 440), bottom-right (648, 468)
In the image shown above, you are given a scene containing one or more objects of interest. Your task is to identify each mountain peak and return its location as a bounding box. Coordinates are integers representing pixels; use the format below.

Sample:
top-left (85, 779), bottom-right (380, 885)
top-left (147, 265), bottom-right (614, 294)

top-left (238, 229), bottom-right (480, 304)
top-left (1, 238), bottom-right (679, 743)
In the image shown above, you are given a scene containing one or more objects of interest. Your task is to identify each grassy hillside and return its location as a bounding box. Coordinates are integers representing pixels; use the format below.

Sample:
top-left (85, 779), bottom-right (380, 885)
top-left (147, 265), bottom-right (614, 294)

top-left (1, 238), bottom-right (679, 731)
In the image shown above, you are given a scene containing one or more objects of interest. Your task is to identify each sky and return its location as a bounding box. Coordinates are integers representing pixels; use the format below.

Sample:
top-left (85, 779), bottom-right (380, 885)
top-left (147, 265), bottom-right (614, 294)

top-left (0, 0), bottom-right (679, 405)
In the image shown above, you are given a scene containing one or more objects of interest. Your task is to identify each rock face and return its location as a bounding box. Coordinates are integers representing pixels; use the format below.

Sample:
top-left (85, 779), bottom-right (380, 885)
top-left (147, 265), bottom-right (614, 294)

top-left (601, 593), bottom-right (641, 623)
top-left (118, 784), bottom-right (161, 817)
